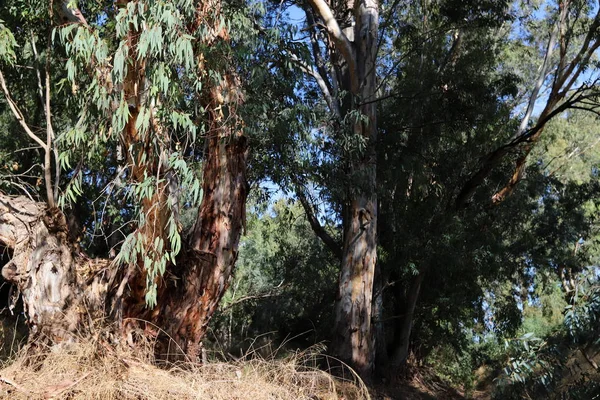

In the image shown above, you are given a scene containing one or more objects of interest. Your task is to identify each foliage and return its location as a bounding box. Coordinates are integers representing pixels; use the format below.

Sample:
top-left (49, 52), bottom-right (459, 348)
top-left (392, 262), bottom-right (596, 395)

top-left (209, 198), bottom-right (338, 352)
top-left (1, 0), bottom-right (600, 396)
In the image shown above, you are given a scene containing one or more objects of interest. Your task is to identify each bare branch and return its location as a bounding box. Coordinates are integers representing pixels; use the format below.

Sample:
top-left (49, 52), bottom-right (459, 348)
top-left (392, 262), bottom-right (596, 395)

top-left (512, 23), bottom-right (558, 140)
top-left (556, 8), bottom-right (600, 94)
top-left (45, 0), bottom-right (56, 208)
top-left (295, 185), bottom-right (342, 260)
top-left (219, 283), bottom-right (285, 312)
top-left (0, 70), bottom-right (48, 150)
top-left (306, 0), bottom-right (359, 93)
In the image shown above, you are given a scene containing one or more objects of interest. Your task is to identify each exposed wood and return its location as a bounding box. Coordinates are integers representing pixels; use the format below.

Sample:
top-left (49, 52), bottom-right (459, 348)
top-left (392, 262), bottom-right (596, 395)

top-left (513, 24), bottom-right (558, 141)
top-left (0, 71), bottom-right (47, 150)
top-left (306, 0), bottom-right (359, 94)
top-left (0, 193), bottom-right (111, 340)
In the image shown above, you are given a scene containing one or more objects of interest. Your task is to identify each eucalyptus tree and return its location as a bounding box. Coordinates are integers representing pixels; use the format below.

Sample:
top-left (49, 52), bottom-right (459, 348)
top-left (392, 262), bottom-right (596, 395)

top-left (266, 0), bottom-right (600, 377)
top-left (290, 0), bottom-right (381, 377)
top-left (377, 0), bottom-right (600, 369)
top-left (0, 0), bottom-right (251, 359)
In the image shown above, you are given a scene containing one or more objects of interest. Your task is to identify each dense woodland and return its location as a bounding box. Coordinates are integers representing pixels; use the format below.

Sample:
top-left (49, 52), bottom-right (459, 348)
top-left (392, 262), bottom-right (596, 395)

top-left (0, 0), bottom-right (600, 398)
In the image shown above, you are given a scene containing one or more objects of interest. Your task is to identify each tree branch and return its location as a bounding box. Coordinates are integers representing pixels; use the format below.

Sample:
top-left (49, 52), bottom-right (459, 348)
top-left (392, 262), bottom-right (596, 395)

top-left (45, 4), bottom-right (56, 208)
top-left (454, 4), bottom-right (600, 209)
top-left (304, 6), bottom-right (335, 95)
top-left (288, 52), bottom-right (341, 118)
top-left (0, 70), bottom-right (48, 151)
top-left (305, 0), bottom-right (359, 94)
top-left (295, 186), bottom-right (342, 260)
top-left (512, 23), bottom-right (558, 140)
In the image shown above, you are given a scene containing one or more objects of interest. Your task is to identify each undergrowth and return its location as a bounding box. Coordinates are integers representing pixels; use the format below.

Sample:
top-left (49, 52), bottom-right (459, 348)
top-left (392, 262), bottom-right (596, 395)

top-left (0, 327), bottom-right (369, 400)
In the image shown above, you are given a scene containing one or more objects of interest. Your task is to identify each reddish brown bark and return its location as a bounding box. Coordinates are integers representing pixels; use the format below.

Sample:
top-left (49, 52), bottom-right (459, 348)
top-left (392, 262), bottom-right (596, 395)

top-left (0, 0), bottom-right (248, 358)
top-left (163, 131), bottom-right (247, 358)
top-left (108, 6), bottom-right (172, 325)
top-left (145, 0), bottom-right (248, 359)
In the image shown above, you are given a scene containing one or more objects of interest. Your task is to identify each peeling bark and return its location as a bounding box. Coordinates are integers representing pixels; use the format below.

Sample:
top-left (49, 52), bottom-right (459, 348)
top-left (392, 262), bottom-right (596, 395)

top-left (0, 0), bottom-right (248, 358)
top-left (156, 73), bottom-right (248, 359)
top-left (143, 0), bottom-right (249, 359)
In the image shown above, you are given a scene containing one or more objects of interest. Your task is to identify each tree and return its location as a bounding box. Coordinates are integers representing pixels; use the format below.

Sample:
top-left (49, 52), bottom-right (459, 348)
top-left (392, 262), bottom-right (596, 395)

top-left (0, 0), bottom-right (248, 359)
top-left (291, 0), bottom-right (380, 377)
top-left (244, 0), bottom-right (600, 379)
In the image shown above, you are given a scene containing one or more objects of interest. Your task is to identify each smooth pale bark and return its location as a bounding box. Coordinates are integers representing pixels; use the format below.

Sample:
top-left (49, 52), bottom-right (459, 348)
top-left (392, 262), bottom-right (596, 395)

top-left (324, 0), bottom-right (379, 378)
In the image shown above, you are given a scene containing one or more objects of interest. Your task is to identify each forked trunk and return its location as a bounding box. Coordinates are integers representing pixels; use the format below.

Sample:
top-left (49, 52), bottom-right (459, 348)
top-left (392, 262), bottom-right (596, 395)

top-left (0, 1), bottom-right (248, 357)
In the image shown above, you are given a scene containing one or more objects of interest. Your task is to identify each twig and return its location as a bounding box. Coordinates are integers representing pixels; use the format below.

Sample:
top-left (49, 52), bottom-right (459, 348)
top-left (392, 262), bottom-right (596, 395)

top-left (0, 375), bottom-right (32, 395)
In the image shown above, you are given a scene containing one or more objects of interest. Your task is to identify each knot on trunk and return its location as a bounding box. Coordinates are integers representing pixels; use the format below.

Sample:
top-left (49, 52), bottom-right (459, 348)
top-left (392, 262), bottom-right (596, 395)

top-left (43, 207), bottom-right (68, 238)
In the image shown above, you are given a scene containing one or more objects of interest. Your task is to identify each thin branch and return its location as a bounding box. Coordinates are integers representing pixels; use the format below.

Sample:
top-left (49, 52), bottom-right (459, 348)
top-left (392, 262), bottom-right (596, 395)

top-left (0, 70), bottom-right (48, 150)
top-left (288, 52), bottom-right (341, 117)
top-left (546, 136), bottom-right (600, 176)
top-left (45, 0), bottom-right (56, 208)
top-left (512, 23), bottom-right (558, 140)
top-left (30, 32), bottom-right (46, 111)
top-left (304, 6), bottom-right (334, 95)
top-left (219, 285), bottom-right (285, 312)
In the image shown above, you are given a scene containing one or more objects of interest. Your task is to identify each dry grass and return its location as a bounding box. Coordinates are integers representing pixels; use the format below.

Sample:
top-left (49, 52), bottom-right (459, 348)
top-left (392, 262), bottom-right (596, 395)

top-left (0, 332), bottom-right (369, 400)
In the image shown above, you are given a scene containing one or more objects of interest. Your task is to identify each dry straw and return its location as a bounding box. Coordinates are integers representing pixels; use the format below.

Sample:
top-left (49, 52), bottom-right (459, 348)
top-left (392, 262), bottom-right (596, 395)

top-left (0, 325), bottom-right (370, 400)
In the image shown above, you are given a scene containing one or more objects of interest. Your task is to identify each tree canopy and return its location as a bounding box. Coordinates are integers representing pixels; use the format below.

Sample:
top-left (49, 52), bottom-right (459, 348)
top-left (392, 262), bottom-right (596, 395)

top-left (1, 0), bottom-right (600, 397)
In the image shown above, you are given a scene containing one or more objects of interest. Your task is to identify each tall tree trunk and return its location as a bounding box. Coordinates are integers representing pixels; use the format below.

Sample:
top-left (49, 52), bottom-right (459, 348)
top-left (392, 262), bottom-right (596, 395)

top-left (390, 271), bottom-right (425, 366)
top-left (118, 0), bottom-right (248, 358)
top-left (156, 72), bottom-right (248, 359)
top-left (305, 0), bottom-right (379, 378)
top-left (329, 0), bottom-right (379, 378)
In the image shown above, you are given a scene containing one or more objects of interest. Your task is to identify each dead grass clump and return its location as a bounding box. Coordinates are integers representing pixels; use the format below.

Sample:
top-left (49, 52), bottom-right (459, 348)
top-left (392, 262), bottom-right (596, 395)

top-left (0, 335), bottom-right (369, 400)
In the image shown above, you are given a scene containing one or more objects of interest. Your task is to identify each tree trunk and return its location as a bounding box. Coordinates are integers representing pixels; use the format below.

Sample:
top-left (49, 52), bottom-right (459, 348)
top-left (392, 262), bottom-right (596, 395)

top-left (0, 195), bottom-right (111, 341)
top-left (0, 1), bottom-right (248, 357)
top-left (117, 0), bottom-right (247, 359)
top-left (390, 271), bottom-right (425, 366)
top-left (156, 73), bottom-right (248, 358)
top-left (330, 0), bottom-right (379, 378)
top-left (373, 265), bottom-right (389, 377)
